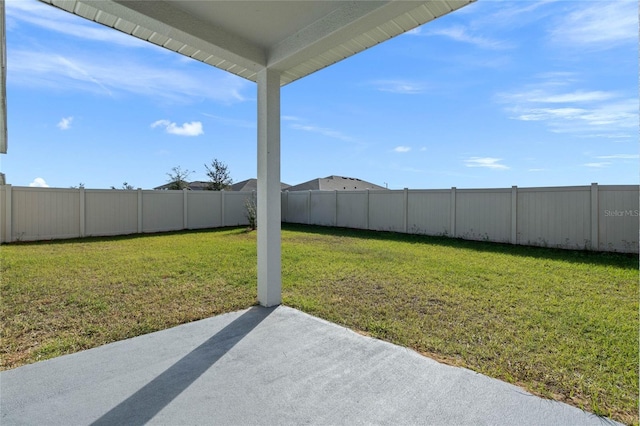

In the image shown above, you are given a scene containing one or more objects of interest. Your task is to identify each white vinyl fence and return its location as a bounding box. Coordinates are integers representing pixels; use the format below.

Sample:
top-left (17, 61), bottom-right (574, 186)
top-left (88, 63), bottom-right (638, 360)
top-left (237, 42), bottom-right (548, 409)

top-left (282, 184), bottom-right (639, 253)
top-left (1, 184), bottom-right (637, 253)
top-left (0, 186), bottom-right (252, 243)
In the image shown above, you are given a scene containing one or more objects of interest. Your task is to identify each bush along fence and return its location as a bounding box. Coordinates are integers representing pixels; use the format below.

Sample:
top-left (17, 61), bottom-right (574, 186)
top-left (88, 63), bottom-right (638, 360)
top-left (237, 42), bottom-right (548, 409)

top-left (1, 184), bottom-right (638, 253)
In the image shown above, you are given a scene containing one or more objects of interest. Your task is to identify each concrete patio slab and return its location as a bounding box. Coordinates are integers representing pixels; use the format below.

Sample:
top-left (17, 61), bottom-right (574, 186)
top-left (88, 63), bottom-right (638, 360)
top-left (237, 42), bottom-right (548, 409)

top-left (1, 306), bottom-right (620, 425)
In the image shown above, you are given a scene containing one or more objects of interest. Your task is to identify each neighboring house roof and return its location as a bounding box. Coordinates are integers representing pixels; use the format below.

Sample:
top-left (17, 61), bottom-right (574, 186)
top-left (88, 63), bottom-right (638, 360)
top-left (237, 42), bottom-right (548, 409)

top-left (286, 176), bottom-right (387, 192)
top-left (231, 179), bottom-right (291, 192)
top-left (154, 179), bottom-right (291, 191)
top-left (153, 181), bottom-right (212, 190)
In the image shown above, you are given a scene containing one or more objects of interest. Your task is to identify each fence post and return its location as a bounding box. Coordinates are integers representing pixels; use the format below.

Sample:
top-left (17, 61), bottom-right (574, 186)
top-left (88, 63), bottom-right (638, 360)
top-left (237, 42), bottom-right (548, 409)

top-left (183, 189), bottom-right (188, 229)
top-left (4, 184), bottom-right (11, 242)
top-left (450, 187), bottom-right (456, 237)
top-left (334, 190), bottom-right (338, 226)
top-left (282, 190), bottom-right (288, 223)
top-left (79, 187), bottom-right (85, 237)
top-left (403, 188), bottom-right (409, 233)
top-left (511, 185), bottom-right (517, 244)
top-left (307, 190), bottom-right (311, 225)
top-left (366, 189), bottom-right (370, 230)
top-left (137, 189), bottom-right (143, 233)
top-left (221, 190), bottom-right (225, 227)
top-left (591, 182), bottom-right (599, 250)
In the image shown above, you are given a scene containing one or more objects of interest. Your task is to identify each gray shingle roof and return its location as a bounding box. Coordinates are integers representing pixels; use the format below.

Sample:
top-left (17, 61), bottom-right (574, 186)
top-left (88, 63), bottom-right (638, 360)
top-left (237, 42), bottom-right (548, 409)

top-left (286, 176), bottom-right (386, 192)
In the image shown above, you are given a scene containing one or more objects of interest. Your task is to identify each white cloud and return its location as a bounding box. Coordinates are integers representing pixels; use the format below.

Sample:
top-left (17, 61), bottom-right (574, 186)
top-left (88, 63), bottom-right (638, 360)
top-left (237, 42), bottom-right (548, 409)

top-left (202, 113), bottom-right (255, 129)
top-left (496, 76), bottom-right (638, 138)
top-left (550, 1), bottom-right (637, 49)
top-left (500, 90), bottom-right (616, 104)
top-left (419, 147), bottom-right (427, 152)
top-left (369, 80), bottom-right (428, 95)
top-left (423, 25), bottom-right (513, 50)
top-left (57, 116), bottom-right (73, 130)
top-left (595, 154), bottom-right (639, 160)
top-left (151, 120), bottom-right (204, 137)
top-left (9, 49), bottom-right (249, 104)
top-left (583, 162), bottom-right (611, 168)
top-left (6, 0), bottom-right (152, 49)
top-left (29, 177), bottom-right (49, 187)
top-left (289, 123), bottom-right (355, 143)
top-left (393, 146), bottom-right (411, 153)
top-left (464, 157), bottom-right (510, 170)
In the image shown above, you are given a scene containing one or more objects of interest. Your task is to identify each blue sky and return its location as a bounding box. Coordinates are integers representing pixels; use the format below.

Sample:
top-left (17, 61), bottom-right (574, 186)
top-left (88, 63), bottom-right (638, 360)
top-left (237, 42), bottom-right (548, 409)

top-left (3, 0), bottom-right (638, 190)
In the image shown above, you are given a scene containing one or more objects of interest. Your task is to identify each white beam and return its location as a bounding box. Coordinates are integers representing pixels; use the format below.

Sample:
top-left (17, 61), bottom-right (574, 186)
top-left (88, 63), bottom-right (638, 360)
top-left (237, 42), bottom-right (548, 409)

top-left (0, 0), bottom-right (7, 154)
top-left (257, 68), bottom-right (281, 307)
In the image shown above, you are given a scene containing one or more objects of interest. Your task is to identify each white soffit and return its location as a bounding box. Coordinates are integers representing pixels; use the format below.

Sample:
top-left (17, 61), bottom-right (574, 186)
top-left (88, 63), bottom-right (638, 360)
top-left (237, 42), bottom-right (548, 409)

top-left (40, 0), bottom-right (474, 86)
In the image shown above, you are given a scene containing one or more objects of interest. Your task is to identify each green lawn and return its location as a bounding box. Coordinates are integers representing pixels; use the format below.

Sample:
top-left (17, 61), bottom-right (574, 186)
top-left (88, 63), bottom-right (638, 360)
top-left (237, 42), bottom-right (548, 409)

top-left (1, 225), bottom-right (637, 425)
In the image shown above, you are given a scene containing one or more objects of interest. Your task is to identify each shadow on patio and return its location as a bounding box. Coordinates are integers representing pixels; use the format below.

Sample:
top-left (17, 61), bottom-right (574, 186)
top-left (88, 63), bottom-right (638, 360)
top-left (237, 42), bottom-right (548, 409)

top-left (0, 306), bottom-right (619, 426)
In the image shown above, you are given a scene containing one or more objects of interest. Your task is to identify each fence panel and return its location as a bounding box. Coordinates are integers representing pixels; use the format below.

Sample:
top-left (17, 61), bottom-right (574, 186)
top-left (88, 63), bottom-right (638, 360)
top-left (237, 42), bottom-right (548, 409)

top-left (286, 191), bottom-right (309, 224)
top-left (336, 191), bottom-right (368, 229)
top-left (0, 185), bottom-right (637, 253)
top-left (0, 185), bottom-right (5, 242)
top-left (310, 191), bottom-right (336, 226)
top-left (456, 189), bottom-right (512, 242)
top-left (142, 190), bottom-right (184, 233)
top-left (517, 187), bottom-right (591, 249)
top-left (598, 186), bottom-right (639, 252)
top-left (407, 190), bottom-right (450, 235)
top-left (85, 190), bottom-right (138, 236)
top-left (12, 187), bottom-right (80, 241)
top-left (223, 191), bottom-right (250, 227)
top-left (187, 191), bottom-right (222, 229)
top-left (369, 190), bottom-right (404, 232)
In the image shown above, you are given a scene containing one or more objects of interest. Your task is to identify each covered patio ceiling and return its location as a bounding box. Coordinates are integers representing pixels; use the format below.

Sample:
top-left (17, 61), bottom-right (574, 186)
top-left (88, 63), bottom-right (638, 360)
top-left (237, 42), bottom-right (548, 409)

top-left (38, 0), bottom-right (473, 85)
top-left (22, 0), bottom-right (474, 306)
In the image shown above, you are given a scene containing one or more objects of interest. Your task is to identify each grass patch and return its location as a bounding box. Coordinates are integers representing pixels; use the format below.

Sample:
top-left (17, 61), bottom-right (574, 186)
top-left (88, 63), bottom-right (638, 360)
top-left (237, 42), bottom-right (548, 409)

top-left (1, 224), bottom-right (637, 424)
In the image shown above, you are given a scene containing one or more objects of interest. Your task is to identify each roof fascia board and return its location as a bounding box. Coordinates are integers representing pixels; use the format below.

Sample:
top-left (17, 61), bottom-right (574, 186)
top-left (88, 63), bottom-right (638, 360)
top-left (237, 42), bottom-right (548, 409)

top-left (47, 0), bottom-right (266, 77)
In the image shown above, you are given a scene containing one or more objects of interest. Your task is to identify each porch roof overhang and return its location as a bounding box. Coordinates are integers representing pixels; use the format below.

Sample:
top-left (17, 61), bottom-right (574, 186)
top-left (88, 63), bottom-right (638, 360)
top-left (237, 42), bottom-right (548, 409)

top-left (38, 0), bottom-right (473, 86)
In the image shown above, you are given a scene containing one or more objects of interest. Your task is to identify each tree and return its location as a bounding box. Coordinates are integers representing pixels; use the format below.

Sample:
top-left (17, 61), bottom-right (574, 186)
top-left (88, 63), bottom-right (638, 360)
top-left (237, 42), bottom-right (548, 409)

top-left (166, 166), bottom-right (192, 190)
top-left (204, 158), bottom-right (233, 191)
top-left (111, 182), bottom-right (134, 190)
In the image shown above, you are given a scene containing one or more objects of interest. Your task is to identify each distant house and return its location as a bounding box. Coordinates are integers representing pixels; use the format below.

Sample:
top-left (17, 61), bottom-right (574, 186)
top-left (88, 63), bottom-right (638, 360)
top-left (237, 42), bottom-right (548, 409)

top-left (286, 175), bottom-right (387, 191)
top-left (154, 181), bottom-right (211, 191)
top-left (154, 179), bottom-right (291, 191)
top-left (231, 178), bottom-right (291, 192)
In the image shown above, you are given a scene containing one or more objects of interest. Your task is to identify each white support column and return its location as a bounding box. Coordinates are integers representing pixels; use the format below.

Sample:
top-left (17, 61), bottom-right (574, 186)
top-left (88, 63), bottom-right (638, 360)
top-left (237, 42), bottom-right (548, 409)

top-left (257, 68), bottom-right (281, 307)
